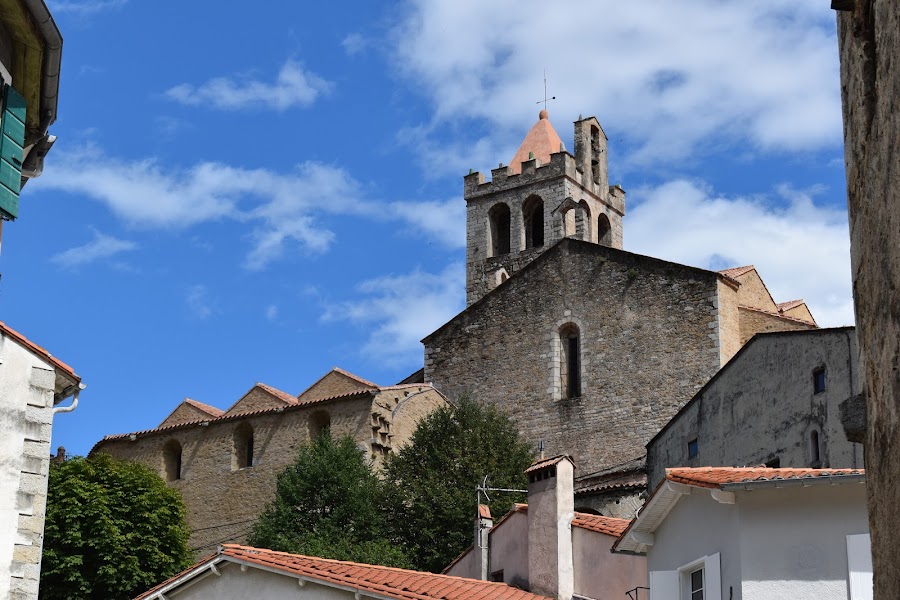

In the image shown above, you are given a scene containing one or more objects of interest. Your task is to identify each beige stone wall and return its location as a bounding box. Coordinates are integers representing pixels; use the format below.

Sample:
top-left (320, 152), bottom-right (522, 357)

top-left (716, 279), bottom-right (743, 365)
top-left (95, 387), bottom-right (447, 555)
top-left (226, 386), bottom-right (291, 416)
top-left (297, 371), bottom-right (372, 404)
top-left (782, 303), bottom-right (815, 324)
top-left (738, 307), bottom-right (816, 345)
top-left (733, 270), bottom-right (777, 312)
top-left (426, 238), bottom-right (722, 475)
top-left (837, 3), bottom-right (900, 597)
top-left (160, 403), bottom-right (213, 427)
top-left (96, 395), bottom-right (377, 554)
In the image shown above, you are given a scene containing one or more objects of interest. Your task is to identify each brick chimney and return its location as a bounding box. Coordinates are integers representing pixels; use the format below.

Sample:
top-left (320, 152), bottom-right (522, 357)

top-left (526, 455), bottom-right (575, 599)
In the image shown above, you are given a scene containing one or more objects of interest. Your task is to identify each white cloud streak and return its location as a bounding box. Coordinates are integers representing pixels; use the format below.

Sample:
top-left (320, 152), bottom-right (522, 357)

top-left (30, 144), bottom-right (464, 270)
top-left (323, 263), bottom-right (465, 367)
top-left (391, 0), bottom-right (840, 171)
top-left (49, 0), bottom-right (127, 15)
top-left (627, 180), bottom-right (853, 327)
top-left (165, 60), bottom-right (332, 111)
top-left (186, 285), bottom-right (213, 320)
top-left (51, 228), bottom-right (137, 268)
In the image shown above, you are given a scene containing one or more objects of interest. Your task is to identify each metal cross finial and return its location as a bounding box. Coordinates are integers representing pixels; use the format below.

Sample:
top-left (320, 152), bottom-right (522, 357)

top-left (536, 70), bottom-right (556, 111)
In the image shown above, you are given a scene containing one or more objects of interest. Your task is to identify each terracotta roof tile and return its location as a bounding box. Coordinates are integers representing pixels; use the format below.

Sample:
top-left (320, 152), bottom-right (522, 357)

top-left (331, 366), bottom-right (379, 388)
top-left (571, 513), bottom-right (632, 537)
top-left (213, 545), bottom-right (550, 600)
top-left (666, 466), bottom-right (865, 489)
top-left (183, 398), bottom-right (224, 417)
top-left (509, 111), bottom-right (564, 174)
top-left (777, 299), bottom-right (806, 312)
top-left (478, 504), bottom-right (492, 519)
top-left (255, 382), bottom-right (299, 405)
top-left (717, 265), bottom-right (756, 279)
top-left (0, 320), bottom-right (79, 383)
top-left (525, 454), bottom-right (575, 474)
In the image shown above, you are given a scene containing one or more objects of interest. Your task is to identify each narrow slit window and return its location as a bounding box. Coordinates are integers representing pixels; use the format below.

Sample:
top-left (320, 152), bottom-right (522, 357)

top-left (559, 323), bottom-right (581, 399)
top-left (813, 367), bottom-right (826, 394)
top-left (688, 438), bottom-right (699, 459)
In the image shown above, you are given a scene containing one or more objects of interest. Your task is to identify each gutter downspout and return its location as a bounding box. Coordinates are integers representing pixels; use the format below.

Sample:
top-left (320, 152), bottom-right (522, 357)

top-left (54, 382), bottom-right (85, 414)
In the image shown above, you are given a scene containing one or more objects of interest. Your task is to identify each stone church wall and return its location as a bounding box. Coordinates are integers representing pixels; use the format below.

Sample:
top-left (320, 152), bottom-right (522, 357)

top-left (425, 238), bottom-right (722, 474)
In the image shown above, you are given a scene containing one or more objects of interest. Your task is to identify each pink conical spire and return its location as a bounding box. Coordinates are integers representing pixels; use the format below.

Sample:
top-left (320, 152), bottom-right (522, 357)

top-left (508, 110), bottom-right (564, 174)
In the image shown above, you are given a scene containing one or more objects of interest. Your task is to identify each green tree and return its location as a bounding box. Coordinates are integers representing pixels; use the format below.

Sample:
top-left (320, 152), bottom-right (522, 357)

top-left (383, 398), bottom-right (535, 573)
top-left (40, 453), bottom-right (192, 600)
top-left (248, 433), bottom-right (410, 568)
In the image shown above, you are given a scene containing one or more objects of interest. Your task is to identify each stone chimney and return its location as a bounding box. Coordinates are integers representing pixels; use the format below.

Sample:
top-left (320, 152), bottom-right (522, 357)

top-left (526, 455), bottom-right (575, 600)
top-left (475, 504), bottom-right (493, 580)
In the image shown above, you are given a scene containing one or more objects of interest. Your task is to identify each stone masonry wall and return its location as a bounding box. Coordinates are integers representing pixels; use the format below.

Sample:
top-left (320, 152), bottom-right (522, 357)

top-left (425, 238), bottom-right (722, 475)
top-left (646, 328), bottom-right (864, 489)
top-left (738, 306), bottom-right (816, 345)
top-left (160, 403), bottom-right (215, 427)
top-left (226, 386), bottom-right (290, 415)
top-left (94, 387), bottom-right (445, 555)
top-left (837, 3), bottom-right (900, 597)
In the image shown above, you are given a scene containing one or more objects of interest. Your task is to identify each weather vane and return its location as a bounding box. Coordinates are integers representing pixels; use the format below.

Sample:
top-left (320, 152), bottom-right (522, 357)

top-left (536, 70), bottom-right (556, 111)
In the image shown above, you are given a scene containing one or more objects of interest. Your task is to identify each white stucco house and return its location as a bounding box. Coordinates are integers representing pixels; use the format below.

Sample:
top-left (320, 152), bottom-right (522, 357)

top-left (612, 467), bottom-right (871, 600)
top-left (0, 321), bottom-right (82, 600)
top-left (445, 455), bottom-right (647, 600)
top-left (134, 543), bottom-right (552, 600)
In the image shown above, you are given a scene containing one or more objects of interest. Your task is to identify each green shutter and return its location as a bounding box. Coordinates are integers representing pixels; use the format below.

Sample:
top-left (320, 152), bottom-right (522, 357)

top-left (0, 84), bottom-right (25, 220)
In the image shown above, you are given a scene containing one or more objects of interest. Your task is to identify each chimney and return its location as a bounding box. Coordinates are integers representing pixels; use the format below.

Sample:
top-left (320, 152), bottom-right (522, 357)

top-left (526, 455), bottom-right (575, 600)
top-left (475, 504), bottom-right (493, 580)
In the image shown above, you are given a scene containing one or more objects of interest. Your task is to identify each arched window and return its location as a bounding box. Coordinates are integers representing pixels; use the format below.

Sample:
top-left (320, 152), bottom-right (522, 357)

top-left (309, 410), bottom-right (331, 440)
top-left (559, 323), bottom-right (581, 399)
top-left (597, 213), bottom-right (612, 246)
top-left (810, 430), bottom-right (821, 466)
top-left (164, 440), bottom-right (182, 481)
top-left (575, 201), bottom-right (591, 241)
top-left (233, 423), bottom-right (254, 470)
top-left (523, 196), bottom-right (544, 249)
top-left (488, 203), bottom-right (511, 256)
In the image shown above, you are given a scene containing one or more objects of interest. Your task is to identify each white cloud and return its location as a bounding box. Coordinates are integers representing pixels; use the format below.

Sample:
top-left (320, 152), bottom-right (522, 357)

top-left (51, 228), bottom-right (137, 268)
top-left (391, 0), bottom-right (840, 170)
top-left (186, 285), bottom-right (214, 320)
top-left (30, 143), bottom-right (464, 270)
top-left (165, 60), bottom-right (332, 111)
top-left (626, 179), bottom-right (853, 327)
top-left (50, 0), bottom-right (127, 15)
top-left (265, 305), bottom-right (279, 321)
top-left (341, 33), bottom-right (368, 56)
top-left (323, 263), bottom-right (465, 367)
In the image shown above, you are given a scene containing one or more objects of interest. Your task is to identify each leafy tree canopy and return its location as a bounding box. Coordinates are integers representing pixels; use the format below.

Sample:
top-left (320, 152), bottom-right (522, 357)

top-left (248, 433), bottom-right (410, 568)
top-left (40, 453), bottom-right (192, 600)
top-left (383, 398), bottom-right (535, 573)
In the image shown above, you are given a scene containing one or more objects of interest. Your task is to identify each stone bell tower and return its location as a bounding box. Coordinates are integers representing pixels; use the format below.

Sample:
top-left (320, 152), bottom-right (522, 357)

top-left (463, 110), bottom-right (626, 305)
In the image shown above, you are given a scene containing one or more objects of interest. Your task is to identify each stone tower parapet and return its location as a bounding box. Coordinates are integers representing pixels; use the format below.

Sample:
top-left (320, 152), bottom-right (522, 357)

top-left (464, 114), bottom-right (626, 305)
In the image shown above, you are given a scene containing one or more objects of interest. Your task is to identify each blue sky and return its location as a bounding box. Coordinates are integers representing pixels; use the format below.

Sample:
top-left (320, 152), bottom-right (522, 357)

top-left (3, 1), bottom-right (852, 456)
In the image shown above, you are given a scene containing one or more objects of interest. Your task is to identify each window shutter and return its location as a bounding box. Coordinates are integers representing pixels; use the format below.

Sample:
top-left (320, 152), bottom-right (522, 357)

top-left (648, 570), bottom-right (678, 600)
top-left (703, 553), bottom-right (722, 600)
top-left (847, 533), bottom-right (873, 600)
top-left (0, 84), bottom-right (26, 220)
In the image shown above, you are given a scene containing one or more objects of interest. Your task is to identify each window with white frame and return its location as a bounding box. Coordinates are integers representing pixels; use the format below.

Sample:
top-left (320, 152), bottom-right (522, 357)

top-left (689, 567), bottom-right (704, 600)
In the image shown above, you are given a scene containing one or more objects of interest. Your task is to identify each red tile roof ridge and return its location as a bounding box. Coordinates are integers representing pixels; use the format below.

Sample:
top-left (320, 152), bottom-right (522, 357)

top-left (183, 398), bottom-right (224, 417)
top-left (222, 544), bottom-right (552, 600)
top-left (738, 304), bottom-right (817, 326)
top-left (717, 265), bottom-right (756, 279)
top-left (254, 382), bottom-right (299, 405)
top-left (666, 466), bottom-right (865, 488)
top-left (133, 553), bottom-right (218, 599)
top-left (571, 513), bottom-right (632, 537)
top-left (0, 320), bottom-right (80, 382)
top-left (93, 388), bottom-right (378, 453)
top-left (777, 299), bottom-right (806, 311)
top-left (525, 454), bottom-right (575, 473)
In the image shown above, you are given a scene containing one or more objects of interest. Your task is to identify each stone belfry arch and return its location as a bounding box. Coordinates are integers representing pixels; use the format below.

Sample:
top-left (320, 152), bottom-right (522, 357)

top-left (463, 110), bottom-right (626, 305)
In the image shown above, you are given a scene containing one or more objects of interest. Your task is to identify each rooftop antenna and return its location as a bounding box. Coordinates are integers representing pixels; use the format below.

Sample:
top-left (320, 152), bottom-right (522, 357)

top-left (475, 475), bottom-right (527, 549)
top-left (536, 70), bottom-right (556, 112)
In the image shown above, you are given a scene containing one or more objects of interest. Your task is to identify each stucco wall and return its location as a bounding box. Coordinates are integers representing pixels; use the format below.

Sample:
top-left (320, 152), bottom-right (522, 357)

top-left (0, 339), bottom-right (57, 600)
top-left (647, 328), bottom-right (864, 489)
top-left (96, 387), bottom-right (445, 555)
top-left (738, 484), bottom-right (869, 600)
top-left (572, 527), bottom-right (647, 600)
top-left (426, 238), bottom-right (723, 474)
top-left (836, 3), bottom-right (900, 598)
